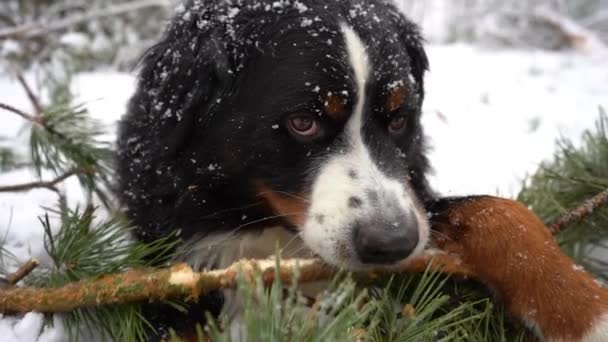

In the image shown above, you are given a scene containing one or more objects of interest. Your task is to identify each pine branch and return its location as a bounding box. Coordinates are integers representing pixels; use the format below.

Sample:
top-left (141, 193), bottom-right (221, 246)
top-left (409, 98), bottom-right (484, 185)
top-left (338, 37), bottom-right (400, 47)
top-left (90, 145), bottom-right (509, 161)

top-left (0, 147), bottom-right (20, 172)
top-left (1, 71), bottom-right (113, 204)
top-left (0, 0), bottom-right (169, 40)
top-left (518, 109), bottom-right (608, 276)
top-left (1, 71), bottom-right (45, 123)
top-left (0, 254), bottom-right (473, 314)
top-left (4, 259), bottom-right (39, 286)
top-left (549, 188), bottom-right (608, 234)
top-left (16, 73), bottom-right (44, 115)
top-left (0, 102), bottom-right (42, 125)
top-left (0, 169), bottom-right (79, 193)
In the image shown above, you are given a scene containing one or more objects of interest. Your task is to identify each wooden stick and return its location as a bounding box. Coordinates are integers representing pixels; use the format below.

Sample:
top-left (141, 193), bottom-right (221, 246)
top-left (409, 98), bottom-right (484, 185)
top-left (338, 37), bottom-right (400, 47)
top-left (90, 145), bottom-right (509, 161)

top-left (0, 253), bottom-right (472, 314)
top-left (549, 188), bottom-right (608, 234)
top-left (5, 259), bottom-right (40, 286)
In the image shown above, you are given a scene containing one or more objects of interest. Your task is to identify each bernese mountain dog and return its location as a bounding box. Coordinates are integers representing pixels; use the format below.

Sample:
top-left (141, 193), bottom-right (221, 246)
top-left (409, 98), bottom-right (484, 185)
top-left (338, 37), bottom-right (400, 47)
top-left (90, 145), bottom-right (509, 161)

top-left (118, 0), bottom-right (608, 340)
top-left (117, 0), bottom-right (432, 338)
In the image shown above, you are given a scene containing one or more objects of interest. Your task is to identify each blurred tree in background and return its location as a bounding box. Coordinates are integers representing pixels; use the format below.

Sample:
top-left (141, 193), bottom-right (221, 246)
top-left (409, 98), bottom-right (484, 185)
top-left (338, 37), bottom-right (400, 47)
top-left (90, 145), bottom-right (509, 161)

top-left (399, 0), bottom-right (608, 49)
top-left (1, 0), bottom-right (607, 74)
top-left (0, 0), bottom-right (170, 71)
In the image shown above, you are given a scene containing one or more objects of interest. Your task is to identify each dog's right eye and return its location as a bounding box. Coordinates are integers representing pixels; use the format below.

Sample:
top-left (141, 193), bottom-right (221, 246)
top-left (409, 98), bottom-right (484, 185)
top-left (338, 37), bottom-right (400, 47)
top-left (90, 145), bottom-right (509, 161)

top-left (286, 114), bottom-right (320, 139)
top-left (388, 116), bottom-right (407, 134)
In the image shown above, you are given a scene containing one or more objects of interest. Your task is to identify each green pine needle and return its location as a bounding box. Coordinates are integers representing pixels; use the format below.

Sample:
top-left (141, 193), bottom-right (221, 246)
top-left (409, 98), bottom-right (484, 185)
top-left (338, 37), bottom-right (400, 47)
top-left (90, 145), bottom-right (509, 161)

top-left (29, 102), bottom-right (113, 205)
top-left (197, 261), bottom-right (523, 342)
top-left (28, 204), bottom-right (179, 342)
top-left (0, 146), bottom-right (19, 172)
top-left (518, 107), bottom-right (608, 279)
top-left (203, 266), bottom-right (376, 342)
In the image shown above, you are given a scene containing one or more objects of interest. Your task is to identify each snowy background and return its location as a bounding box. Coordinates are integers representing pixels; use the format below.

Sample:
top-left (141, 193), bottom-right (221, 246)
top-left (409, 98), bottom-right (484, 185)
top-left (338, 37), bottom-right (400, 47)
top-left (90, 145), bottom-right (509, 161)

top-left (0, 0), bottom-right (607, 340)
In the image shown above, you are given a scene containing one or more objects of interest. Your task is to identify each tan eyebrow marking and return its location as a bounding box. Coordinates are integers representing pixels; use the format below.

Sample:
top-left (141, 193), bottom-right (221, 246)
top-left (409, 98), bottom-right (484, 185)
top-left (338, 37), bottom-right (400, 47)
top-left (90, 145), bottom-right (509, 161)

top-left (385, 85), bottom-right (408, 112)
top-left (324, 91), bottom-right (347, 121)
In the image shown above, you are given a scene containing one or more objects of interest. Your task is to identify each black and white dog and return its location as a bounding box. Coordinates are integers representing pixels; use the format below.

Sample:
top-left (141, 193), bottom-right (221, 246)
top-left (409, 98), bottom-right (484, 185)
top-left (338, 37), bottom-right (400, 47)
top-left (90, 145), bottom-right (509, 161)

top-left (117, 0), bottom-right (432, 337)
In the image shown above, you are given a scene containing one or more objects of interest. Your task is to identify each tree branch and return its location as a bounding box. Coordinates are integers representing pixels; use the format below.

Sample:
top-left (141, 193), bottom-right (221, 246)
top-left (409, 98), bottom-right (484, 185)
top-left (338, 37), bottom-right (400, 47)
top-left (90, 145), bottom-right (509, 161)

top-left (5, 259), bottom-right (39, 286)
top-left (0, 253), bottom-right (473, 314)
top-left (0, 0), bottom-right (170, 40)
top-left (15, 73), bottom-right (44, 116)
top-left (549, 188), bottom-right (608, 234)
top-left (0, 170), bottom-right (78, 193)
top-left (0, 102), bottom-right (41, 125)
top-left (0, 70), bottom-right (45, 123)
top-left (0, 191), bottom-right (603, 315)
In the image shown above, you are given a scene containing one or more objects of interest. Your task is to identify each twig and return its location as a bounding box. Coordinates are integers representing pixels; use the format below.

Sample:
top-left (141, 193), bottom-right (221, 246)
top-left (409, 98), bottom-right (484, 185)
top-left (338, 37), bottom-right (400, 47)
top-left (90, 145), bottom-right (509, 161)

top-left (549, 188), bottom-right (608, 234)
top-left (0, 102), bottom-right (41, 124)
top-left (0, 13), bottom-right (15, 27)
top-left (0, 170), bottom-right (79, 193)
top-left (0, 253), bottom-right (473, 314)
top-left (5, 259), bottom-right (39, 286)
top-left (15, 73), bottom-right (44, 115)
top-left (0, 0), bottom-right (169, 40)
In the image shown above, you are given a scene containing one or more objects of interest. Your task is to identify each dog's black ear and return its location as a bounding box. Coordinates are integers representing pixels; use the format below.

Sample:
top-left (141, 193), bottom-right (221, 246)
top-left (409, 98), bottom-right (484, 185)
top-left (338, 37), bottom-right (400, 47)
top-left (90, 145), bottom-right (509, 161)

top-left (117, 14), bottom-right (231, 242)
top-left (406, 38), bottom-right (429, 99)
top-left (397, 20), bottom-right (429, 100)
top-left (125, 16), bottom-right (230, 159)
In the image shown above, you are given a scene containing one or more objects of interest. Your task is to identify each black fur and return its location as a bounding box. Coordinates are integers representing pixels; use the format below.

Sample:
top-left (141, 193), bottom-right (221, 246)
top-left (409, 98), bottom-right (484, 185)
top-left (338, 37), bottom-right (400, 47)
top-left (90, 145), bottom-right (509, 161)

top-left (116, 0), bottom-right (432, 338)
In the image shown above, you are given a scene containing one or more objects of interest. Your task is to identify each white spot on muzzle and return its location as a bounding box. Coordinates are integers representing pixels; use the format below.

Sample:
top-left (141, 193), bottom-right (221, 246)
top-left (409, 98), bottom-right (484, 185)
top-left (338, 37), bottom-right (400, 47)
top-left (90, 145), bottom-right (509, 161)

top-left (300, 24), bottom-right (429, 268)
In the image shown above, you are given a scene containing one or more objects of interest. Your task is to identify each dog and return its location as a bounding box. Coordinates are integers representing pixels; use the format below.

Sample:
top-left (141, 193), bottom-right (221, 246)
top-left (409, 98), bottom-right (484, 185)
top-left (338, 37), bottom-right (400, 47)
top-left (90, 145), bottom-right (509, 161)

top-left (116, 0), bottom-right (608, 340)
top-left (117, 0), bottom-right (430, 337)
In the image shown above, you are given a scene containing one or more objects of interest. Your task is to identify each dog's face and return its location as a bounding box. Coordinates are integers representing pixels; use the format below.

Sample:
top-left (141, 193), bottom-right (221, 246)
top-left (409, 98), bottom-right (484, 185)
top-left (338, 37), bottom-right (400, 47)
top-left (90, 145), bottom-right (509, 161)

top-left (120, 0), bottom-right (432, 270)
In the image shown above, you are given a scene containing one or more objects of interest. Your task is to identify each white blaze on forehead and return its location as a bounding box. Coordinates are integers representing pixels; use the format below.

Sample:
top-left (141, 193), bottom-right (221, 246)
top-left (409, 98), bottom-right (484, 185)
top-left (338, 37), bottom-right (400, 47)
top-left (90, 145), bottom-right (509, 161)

top-left (340, 24), bottom-right (369, 137)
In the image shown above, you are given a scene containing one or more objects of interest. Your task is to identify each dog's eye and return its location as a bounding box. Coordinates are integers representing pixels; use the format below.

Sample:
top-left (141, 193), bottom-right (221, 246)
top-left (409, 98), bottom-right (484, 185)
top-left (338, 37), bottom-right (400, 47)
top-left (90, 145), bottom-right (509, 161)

top-left (287, 114), bottom-right (319, 138)
top-left (388, 116), bottom-right (407, 134)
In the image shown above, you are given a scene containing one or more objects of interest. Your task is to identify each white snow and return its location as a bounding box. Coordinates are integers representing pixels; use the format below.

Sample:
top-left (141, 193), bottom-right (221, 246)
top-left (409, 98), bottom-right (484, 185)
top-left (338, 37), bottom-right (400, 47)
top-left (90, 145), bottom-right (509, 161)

top-left (0, 44), bottom-right (607, 340)
top-left (423, 45), bottom-right (607, 197)
top-left (59, 33), bottom-right (90, 49)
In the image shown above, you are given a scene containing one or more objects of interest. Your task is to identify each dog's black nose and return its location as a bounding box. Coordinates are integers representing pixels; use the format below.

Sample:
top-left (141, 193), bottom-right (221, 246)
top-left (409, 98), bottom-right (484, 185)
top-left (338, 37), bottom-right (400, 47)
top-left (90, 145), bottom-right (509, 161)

top-left (353, 216), bottom-right (419, 264)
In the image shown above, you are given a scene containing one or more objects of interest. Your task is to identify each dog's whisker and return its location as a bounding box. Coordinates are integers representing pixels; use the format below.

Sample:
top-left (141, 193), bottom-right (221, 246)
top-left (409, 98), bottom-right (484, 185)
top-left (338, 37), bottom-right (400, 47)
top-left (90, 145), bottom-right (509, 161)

top-left (227, 212), bottom-right (304, 235)
top-left (286, 245), bottom-right (309, 258)
top-left (194, 202), bottom-right (264, 220)
top-left (256, 190), bottom-right (311, 203)
top-left (190, 212), bottom-right (308, 251)
top-left (430, 230), bottom-right (452, 241)
top-left (279, 232), bottom-right (302, 255)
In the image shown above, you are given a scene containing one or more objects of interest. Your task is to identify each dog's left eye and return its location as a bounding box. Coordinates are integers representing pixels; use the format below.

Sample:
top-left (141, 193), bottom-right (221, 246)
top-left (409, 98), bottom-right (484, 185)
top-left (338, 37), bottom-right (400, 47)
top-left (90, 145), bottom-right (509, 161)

top-left (388, 116), bottom-right (407, 134)
top-left (287, 114), bottom-right (319, 138)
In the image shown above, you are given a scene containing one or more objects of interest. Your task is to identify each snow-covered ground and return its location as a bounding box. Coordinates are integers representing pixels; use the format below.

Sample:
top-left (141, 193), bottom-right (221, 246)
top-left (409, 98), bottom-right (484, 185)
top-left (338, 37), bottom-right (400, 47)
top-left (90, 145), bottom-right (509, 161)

top-left (0, 44), bottom-right (607, 341)
top-left (424, 44), bottom-right (607, 196)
